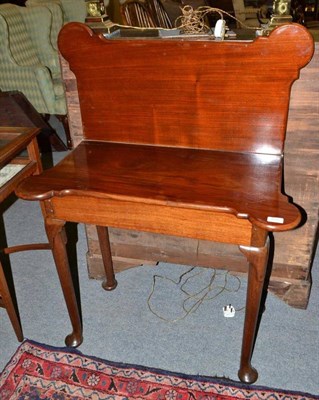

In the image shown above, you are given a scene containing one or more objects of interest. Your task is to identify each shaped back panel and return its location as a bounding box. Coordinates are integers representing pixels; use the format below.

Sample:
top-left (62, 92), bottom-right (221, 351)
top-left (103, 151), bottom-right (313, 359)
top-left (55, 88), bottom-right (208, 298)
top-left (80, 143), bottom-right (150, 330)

top-left (58, 23), bottom-right (313, 155)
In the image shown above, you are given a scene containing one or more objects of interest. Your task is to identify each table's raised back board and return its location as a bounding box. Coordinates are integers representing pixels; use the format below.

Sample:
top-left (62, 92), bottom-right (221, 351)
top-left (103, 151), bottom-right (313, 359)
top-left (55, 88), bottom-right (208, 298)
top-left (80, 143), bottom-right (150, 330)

top-left (58, 23), bottom-right (313, 155)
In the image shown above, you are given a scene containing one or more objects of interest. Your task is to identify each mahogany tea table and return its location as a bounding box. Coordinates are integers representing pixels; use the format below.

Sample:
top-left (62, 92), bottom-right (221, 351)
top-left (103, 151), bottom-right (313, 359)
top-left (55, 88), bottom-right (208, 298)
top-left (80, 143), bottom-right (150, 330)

top-left (16, 22), bottom-right (314, 383)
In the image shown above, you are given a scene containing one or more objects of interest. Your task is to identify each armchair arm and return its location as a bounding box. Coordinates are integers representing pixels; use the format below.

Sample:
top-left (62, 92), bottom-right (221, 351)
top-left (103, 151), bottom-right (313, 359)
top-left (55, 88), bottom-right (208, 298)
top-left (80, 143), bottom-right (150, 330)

top-left (34, 69), bottom-right (67, 114)
top-left (20, 5), bottom-right (62, 79)
top-left (0, 61), bottom-right (50, 113)
top-left (42, 3), bottom-right (64, 51)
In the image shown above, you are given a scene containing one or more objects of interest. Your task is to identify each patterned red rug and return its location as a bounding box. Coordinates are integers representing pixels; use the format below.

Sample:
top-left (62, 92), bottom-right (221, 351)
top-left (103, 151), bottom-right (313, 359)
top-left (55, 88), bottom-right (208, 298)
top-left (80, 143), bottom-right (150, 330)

top-left (0, 340), bottom-right (318, 400)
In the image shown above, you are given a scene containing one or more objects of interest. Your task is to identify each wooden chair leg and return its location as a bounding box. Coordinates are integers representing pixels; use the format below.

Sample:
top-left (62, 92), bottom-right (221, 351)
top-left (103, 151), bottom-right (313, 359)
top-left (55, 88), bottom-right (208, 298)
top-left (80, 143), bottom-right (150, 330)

top-left (56, 114), bottom-right (72, 150)
top-left (238, 226), bottom-right (270, 384)
top-left (45, 218), bottom-right (83, 347)
top-left (0, 260), bottom-right (23, 341)
top-left (49, 131), bottom-right (68, 152)
top-left (96, 226), bottom-right (117, 291)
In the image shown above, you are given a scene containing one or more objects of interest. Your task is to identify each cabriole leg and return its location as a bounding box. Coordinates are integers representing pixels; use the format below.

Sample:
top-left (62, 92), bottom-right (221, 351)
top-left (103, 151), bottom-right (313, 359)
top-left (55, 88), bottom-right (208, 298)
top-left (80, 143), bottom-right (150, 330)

top-left (238, 226), bottom-right (270, 384)
top-left (96, 226), bottom-right (117, 291)
top-left (45, 218), bottom-right (83, 347)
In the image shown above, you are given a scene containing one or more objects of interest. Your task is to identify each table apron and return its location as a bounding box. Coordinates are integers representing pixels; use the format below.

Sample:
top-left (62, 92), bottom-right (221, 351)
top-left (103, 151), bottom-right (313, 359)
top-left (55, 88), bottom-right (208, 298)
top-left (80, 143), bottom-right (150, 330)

top-left (44, 196), bottom-right (253, 246)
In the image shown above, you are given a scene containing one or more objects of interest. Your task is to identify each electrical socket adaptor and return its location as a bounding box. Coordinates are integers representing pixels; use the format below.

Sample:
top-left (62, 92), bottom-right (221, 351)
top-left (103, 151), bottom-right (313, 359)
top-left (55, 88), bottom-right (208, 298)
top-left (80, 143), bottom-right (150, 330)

top-left (214, 19), bottom-right (226, 40)
top-left (223, 304), bottom-right (235, 317)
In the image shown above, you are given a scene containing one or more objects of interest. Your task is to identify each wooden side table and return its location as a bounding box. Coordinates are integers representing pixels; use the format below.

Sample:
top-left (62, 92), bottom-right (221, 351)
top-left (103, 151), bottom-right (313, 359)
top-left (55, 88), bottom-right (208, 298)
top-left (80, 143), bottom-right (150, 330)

top-left (0, 127), bottom-right (49, 341)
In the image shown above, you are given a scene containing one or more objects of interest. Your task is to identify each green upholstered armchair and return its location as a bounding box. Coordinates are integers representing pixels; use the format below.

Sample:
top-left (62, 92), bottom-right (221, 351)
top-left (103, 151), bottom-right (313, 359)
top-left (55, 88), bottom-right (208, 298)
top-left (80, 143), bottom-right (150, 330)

top-left (0, 4), bottom-right (70, 146)
top-left (39, 2), bottom-right (64, 51)
top-left (25, 2), bottom-right (64, 52)
top-left (27, 0), bottom-right (110, 23)
top-left (59, 0), bottom-right (87, 22)
top-left (26, 0), bottom-right (87, 22)
top-left (20, 5), bottom-right (63, 80)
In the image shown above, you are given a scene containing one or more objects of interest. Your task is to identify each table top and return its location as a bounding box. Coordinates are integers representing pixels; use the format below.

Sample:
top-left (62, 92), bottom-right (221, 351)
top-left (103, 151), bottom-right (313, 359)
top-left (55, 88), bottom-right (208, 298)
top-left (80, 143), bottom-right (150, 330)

top-left (0, 127), bottom-right (39, 167)
top-left (16, 140), bottom-right (301, 232)
top-left (0, 127), bottom-right (40, 202)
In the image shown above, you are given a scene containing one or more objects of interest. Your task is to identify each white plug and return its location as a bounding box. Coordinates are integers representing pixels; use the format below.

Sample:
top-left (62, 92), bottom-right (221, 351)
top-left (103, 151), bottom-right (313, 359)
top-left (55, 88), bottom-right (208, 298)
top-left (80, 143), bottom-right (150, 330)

top-left (223, 304), bottom-right (235, 317)
top-left (214, 19), bottom-right (226, 40)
